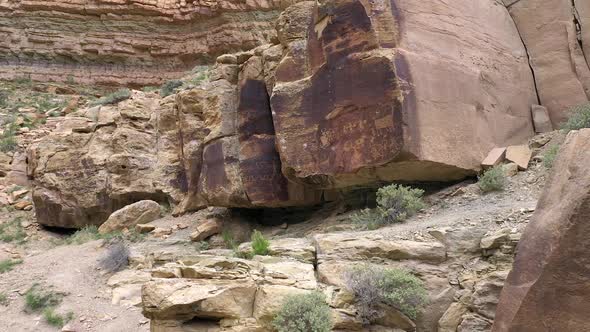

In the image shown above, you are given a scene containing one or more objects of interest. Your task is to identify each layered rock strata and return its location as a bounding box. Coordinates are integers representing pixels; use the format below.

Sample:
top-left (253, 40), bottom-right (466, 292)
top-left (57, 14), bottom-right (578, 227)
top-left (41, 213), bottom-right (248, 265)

top-left (0, 0), bottom-right (293, 86)
top-left (133, 224), bottom-right (523, 331)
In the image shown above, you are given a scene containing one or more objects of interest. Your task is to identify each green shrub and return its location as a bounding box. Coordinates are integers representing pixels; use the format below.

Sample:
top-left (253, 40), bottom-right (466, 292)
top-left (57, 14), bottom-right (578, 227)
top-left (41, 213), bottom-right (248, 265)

top-left (0, 91), bottom-right (7, 108)
top-left (0, 217), bottom-right (27, 243)
top-left (478, 166), bottom-right (506, 192)
top-left (222, 230), bottom-right (238, 250)
top-left (377, 184), bottom-right (425, 223)
top-left (562, 103), bottom-right (590, 131)
top-left (43, 308), bottom-right (73, 328)
top-left (141, 86), bottom-right (159, 93)
top-left (351, 208), bottom-right (382, 230)
top-left (543, 145), bottom-right (560, 169)
top-left (352, 184), bottom-right (425, 229)
top-left (89, 89), bottom-right (131, 107)
top-left (272, 292), bottom-right (332, 332)
top-left (0, 292), bottom-right (7, 306)
top-left (160, 80), bottom-right (183, 97)
top-left (234, 250), bottom-right (254, 260)
top-left (0, 259), bottom-right (22, 273)
top-left (24, 285), bottom-right (62, 312)
top-left (344, 264), bottom-right (427, 323)
top-left (63, 225), bottom-right (144, 245)
top-left (0, 119), bottom-right (18, 153)
top-left (251, 230), bottom-right (270, 256)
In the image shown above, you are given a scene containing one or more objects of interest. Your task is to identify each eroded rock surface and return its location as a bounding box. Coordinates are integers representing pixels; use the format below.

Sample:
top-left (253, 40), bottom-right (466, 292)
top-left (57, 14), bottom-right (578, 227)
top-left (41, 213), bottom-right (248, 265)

top-left (493, 129), bottom-right (590, 331)
top-left (271, 0), bottom-right (536, 187)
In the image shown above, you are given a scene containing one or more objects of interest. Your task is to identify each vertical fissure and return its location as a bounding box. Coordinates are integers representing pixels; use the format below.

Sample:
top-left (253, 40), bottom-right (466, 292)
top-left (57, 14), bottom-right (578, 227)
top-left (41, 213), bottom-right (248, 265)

top-left (572, 0), bottom-right (590, 68)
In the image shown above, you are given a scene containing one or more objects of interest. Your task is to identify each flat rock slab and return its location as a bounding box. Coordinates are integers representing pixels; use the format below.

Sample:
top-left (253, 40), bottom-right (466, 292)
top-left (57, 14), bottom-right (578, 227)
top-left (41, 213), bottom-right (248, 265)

top-left (482, 147), bottom-right (507, 168)
top-left (505, 145), bottom-right (532, 170)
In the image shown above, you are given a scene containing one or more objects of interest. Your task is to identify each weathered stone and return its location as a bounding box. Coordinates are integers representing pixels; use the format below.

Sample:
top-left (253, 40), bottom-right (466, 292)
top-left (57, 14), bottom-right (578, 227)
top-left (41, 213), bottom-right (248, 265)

top-left (459, 313), bottom-right (492, 332)
top-left (438, 302), bottom-right (468, 332)
top-left (271, 0), bottom-right (536, 188)
top-left (480, 229), bottom-right (511, 250)
top-left (506, 0), bottom-right (590, 125)
top-left (98, 200), bottom-right (161, 234)
top-left (142, 279), bottom-right (257, 321)
top-left (28, 92), bottom-right (183, 228)
top-left (481, 148), bottom-right (507, 169)
top-left (531, 105), bottom-right (553, 133)
top-left (135, 224), bottom-right (156, 234)
top-left (493, 129), bottom-right (590, 331)
top-left (315, 233), bottom-right (447, 263)
top-left (505, 145), bottom-right (532, 170)
top-left (190, 218), bottom-right (222, 242)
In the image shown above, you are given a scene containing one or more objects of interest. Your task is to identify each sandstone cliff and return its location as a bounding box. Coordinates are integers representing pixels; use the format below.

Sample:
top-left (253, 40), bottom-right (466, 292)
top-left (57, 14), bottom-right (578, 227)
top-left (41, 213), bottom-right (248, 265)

top-left (26, 0), bottom-right (544, 227)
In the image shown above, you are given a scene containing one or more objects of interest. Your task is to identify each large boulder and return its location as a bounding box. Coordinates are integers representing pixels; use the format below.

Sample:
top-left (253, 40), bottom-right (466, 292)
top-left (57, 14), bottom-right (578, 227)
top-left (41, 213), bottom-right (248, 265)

top-left (493, 129), bottom-right (590, 331)
top-left (98, 200), bottom-right (161, 234)
top-left (270, 0), bottom-right (536, 188)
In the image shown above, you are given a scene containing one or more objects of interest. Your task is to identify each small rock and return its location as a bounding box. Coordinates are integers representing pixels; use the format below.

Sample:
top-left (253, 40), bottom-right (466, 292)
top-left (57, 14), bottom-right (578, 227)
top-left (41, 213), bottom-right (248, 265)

top-left (190, 218), bottom-right (222, 242)
top-left (481, 147), bottom-right (506, 169)
top-left (13, 200), bottom-right (32, 210)
top-left (152, 227), bottom-right (172, 238)
top-left (135, 224), bottom-right (156, 234)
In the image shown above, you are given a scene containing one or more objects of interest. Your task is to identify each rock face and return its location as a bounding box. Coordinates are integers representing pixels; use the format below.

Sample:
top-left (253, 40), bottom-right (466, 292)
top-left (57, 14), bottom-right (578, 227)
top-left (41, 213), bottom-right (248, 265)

top-left (0, 0), bottom-right (292, 86)
top-left (493, 129), bottom-right (590, 331)
top-left (98, 200), bottom-right (161, 234)
top-left (271, 0), bottom-right (536, 187)
top-left (27, 91), bottom-right (184, 228)
top-left (505, 0), bottom-right (590, 124)
top-left (28, 0), bottom-right (542, 226)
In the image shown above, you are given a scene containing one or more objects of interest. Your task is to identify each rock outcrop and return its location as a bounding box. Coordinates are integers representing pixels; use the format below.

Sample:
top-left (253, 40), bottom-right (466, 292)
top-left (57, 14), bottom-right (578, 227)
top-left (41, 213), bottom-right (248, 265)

top-left (27, 0), bottom-right (541, 226)
top-left (0, 0), bottom-right (293, 86)
top-left (493, 129), bottom-right (590, 331)
top-left (131, 221), bottom-right (525, 331)
top-left (27, 91), bottom-right (184, 228)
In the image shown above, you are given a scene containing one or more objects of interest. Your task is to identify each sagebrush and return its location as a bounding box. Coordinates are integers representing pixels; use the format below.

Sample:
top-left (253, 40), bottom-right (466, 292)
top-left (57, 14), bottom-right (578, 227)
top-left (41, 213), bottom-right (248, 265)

top-left (478, 166), bottom-right (506, 192)
top-left (160, 80), bottom-right (183, 97)
top-left (0, 217), bottom-right (27, 243)
top-left (43, 308), bottom-right (74, 328)
top-left (352, 184), bottom-right (425, 229)
top-left (24, 285), bottom-right (62, 312)
top-left (98, 241), bottom-right (129, 273)
top-left (63, 225), bottom-right (144, 245)
top-left (0, 259), bottom-right (23, 273)
top-left (562, 103), bottom-right (590, 131)
top-left (90, 89), bottom-right (131, 107)
top-left (344, 264), bottom-right (427, 323)
top-left (543, 145), bottom-right (560, 169)
top-left (272, 292), bottom-right (332, 332)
